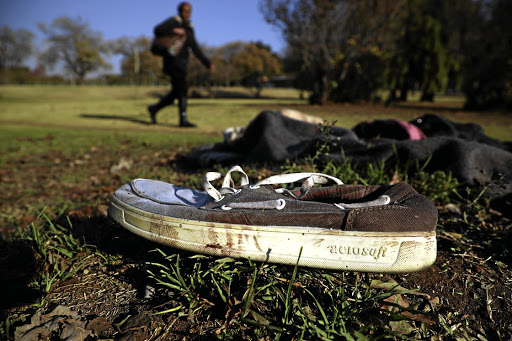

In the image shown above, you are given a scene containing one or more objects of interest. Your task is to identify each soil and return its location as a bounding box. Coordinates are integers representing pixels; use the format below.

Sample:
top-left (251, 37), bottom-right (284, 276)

top-left (1, 130), bottom-right (511, 340)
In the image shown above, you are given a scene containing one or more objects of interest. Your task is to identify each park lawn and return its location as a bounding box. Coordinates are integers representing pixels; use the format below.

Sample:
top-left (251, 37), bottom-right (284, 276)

top-left (1, 85), bottom-right (511, 340)
top-left (0, 85), bottom-right (304, 133)
top-left (1, 85), bottom-right (511, 139)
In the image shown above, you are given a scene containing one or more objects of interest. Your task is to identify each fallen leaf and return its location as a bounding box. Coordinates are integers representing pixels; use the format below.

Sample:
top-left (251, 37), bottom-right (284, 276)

top-left (389, 320), bottom-right (415, 335)
top-left (110, 157), bottom-right (133, 174)
top-left (14, 305), bottom-right (91, 341)
top-left (86, 316), bottom-right (111, 335)
top-left (389, 171), bottom-right (401, 185)
top-left (371, 279), bottom-right (430, 298)
top-left (381, 294), bottom-right (437, 325)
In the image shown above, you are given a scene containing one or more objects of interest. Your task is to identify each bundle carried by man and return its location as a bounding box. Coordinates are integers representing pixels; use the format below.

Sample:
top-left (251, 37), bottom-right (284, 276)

top-left (150, 15), bottom-right (187, 57)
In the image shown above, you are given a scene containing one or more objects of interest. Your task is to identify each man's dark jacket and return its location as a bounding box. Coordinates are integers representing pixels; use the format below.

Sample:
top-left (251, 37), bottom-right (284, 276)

top-left (154, 15), bottom-right (211, 76)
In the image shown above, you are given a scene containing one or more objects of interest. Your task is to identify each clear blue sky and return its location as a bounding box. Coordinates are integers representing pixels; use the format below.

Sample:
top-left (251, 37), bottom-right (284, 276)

top-left (0, 0), bottom-right (285, 73)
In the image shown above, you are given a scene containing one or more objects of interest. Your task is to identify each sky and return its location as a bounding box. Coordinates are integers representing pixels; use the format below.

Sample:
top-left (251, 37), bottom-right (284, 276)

top-left (0, 0), bottom-right (286, 73)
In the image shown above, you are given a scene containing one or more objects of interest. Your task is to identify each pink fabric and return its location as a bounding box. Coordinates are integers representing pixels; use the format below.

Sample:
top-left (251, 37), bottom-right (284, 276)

top-left (393, 120), bottom-right (427, 140)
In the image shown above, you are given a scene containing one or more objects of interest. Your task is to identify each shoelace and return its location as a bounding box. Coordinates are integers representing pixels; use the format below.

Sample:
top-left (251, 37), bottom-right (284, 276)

top-left (203, 165), bottom-right (390, 210)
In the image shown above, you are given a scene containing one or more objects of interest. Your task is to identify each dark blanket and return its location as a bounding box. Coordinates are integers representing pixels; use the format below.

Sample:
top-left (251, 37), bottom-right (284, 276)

top-left (186, 111), bottom-right (512, 199)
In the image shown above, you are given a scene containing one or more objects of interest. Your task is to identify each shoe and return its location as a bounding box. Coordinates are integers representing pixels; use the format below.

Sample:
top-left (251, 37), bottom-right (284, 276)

top-left (179, 111), bottom-right (196, 127)
top-left (178, 97), bottom-right (196, 127)
top-left (180, 118), bottom-right (196, 127)
top-left (108, 166), bottom-right (437, 272)
top-left (148, 105), bottom-right (158, 124)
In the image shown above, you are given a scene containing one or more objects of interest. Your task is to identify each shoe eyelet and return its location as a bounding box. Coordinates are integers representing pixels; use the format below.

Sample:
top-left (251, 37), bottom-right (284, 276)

top-left (276, 199), bottom-right (286, 210)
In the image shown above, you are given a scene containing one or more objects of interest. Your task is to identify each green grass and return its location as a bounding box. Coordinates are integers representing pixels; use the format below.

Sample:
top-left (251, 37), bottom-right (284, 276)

top-left (1, 85), bottom-right (511, 140)
top-left (0, 85), bottom-right (304, 133)
top-left (145, 247), bottom-right (409, 339)
top-left (21, 211), bottom-right (99, 293)
top-left (0, 124), bottom-right (218, 164)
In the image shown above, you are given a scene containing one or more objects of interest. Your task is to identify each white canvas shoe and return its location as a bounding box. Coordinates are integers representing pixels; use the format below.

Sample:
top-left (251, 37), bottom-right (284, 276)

top-left (109, 166), bottom-right (437, 272)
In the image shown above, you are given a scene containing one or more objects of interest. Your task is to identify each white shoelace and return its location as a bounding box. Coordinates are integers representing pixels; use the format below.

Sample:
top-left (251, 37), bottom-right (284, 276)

top-left (203, 165), bottom-right (389, 210)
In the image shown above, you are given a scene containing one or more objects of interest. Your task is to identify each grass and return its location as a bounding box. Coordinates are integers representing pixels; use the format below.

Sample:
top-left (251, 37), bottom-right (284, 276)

top-left (145, 247), bottom-right (407, 339)
top-left (22, 212), bottom-right (98, 293)
top-left (0, 124), bottom-right (218, 164)
top-left (0, 85), bottom-right (303, 132)
top-left (1, 85), bottom-right (511, 139)
top-left (1, 85), bottom-right (511, 340)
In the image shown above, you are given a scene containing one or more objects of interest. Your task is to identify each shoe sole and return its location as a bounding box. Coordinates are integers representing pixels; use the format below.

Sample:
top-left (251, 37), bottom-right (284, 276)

top-left (109, 197), bottom-right (436, 272)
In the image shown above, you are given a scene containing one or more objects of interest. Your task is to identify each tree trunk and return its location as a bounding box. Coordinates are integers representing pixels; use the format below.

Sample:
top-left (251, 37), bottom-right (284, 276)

top-left (386, 88), bottom-right (399, 105)
top-left (309, 72), bottom-right (328, 105)
top-left (399, 86), bottom-right (408, 101)
top-left (421, 91), bottom-right (435, 102)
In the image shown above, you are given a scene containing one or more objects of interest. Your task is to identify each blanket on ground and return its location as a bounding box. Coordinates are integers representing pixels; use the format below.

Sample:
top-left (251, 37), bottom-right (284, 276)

top-left (185, 111), bottom-right (512, 200)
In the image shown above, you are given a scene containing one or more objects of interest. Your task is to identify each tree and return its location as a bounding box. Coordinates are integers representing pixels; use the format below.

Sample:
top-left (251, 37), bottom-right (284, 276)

top-left (230, 41), bottom-right (281, 97)
top-left (261, 0), bottom-right (348, 104)
top-left (39, 16), bottom-right (110, 84)
top-left (0, 25), bottom-right (35, 84)
top-left (429, 0), bottom-right (468, 95)
top-left (110, 35), bottom-right (162, 85)
top-left (0, 26), bottom-right (34, 69)
top-left (328, 0), bottom-right (399, 103)
top-left (208, 41), bottom-right (247, 86)
top-left (386, 0), bottom-right (448, 101)
top-left (188, 44), bottom-right (219, 88)
top-left (230, 42), bottom-right (281, 82)
top-left (462, 0), bottom-right (512, 110)
top-left (261, 0), bottom-right (396, 104)
top-left (187, 41), bottom-right (281, 93)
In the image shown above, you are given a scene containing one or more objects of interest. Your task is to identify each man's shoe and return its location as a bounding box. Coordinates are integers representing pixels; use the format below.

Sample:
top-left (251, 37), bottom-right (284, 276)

top-left (179, 119), bottom-right (196, 127)
top-left (108, 166), bottom-right (437, 272)
top-left (148, 105), bottom-right (158, 124)
top-left (179, 112), bottom-right (196, 127)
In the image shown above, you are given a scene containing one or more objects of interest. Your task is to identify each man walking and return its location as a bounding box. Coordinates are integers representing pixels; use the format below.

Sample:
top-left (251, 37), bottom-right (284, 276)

top-left (148, 2), bottom-right (215, 127)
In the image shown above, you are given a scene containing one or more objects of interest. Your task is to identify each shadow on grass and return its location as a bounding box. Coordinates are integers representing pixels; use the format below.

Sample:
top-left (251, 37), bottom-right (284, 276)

top-left (80, 113), bottom-right (152, 125)
top-left (80, 113), bottom-right (185, 128)
top-left (391, 103), bottom-right (464, 112)
top-left (62, 214), bottom-right (213, 312)
top-left (209, 89), bottom-right (260, 99)
top-left (0, 239), bottom-right (41, 310)
top-left (0, 214), bottom-right (175, 310)
top-left (150, 88), bottom-right (296, 100)
top-left (56, 215), bottom-right (164, 262)
top-left (1, 214), bottom-right (206, 339)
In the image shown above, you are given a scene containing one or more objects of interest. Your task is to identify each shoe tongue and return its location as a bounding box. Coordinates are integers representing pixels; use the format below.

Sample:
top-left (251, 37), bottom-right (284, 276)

top-left (130, 179), bottom-right (212, 207)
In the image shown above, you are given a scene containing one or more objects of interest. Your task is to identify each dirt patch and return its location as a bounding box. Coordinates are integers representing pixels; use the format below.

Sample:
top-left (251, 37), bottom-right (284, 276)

top-left (406, 251), bottom-right (512, 339)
